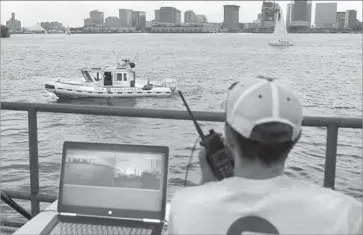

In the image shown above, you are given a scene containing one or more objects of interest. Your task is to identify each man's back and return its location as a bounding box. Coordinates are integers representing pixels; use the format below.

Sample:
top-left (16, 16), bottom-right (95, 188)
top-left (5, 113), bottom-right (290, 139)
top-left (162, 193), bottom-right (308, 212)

top-left (168, 175), bottom-right (362, 234)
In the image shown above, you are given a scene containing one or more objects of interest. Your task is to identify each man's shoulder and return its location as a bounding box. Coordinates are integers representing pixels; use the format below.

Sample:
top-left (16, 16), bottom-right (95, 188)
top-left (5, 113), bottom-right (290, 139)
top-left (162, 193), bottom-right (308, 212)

top-left (288, 178), bottom-right (361, 205)
top-left (171, 181), bottom-right (225, 204)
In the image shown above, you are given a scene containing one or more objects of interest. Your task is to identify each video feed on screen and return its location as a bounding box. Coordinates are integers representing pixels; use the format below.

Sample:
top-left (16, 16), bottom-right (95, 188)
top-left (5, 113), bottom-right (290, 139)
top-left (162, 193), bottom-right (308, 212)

top-left (63, 148), bottom-right (163, 190)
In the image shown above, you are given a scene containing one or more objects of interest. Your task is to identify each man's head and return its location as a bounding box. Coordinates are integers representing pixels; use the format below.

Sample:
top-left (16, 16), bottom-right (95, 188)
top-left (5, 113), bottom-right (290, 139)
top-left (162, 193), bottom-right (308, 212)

top-left (222, 76), bottom-right (303, 177)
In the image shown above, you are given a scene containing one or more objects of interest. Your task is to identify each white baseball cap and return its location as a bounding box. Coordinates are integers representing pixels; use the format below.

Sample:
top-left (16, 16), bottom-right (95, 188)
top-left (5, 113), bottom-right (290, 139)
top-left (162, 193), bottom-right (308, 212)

top-left (223, 76), bottom-right (303, 143)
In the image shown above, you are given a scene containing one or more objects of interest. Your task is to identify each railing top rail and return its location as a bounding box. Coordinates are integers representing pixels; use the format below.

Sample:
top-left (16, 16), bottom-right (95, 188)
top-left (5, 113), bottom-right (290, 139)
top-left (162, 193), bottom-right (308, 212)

top-left (1, 101), bottom-right (362, 129)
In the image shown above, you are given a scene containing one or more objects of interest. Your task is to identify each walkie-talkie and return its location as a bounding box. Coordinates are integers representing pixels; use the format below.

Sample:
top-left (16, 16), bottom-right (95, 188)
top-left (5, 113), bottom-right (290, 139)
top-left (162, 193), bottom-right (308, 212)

top-left (178, 91), bottom-right (234, 180)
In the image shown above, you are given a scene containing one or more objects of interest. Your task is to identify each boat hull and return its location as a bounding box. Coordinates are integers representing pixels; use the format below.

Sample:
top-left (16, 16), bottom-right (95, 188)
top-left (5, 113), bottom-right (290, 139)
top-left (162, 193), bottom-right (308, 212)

top-left (268, 42), bottom-right (293, 46)
top-left (45, 82), bottom-right (176, 98)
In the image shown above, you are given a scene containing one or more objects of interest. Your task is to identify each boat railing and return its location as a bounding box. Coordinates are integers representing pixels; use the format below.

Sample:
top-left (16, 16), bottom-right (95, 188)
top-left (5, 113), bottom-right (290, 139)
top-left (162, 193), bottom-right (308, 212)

top-left (0, 101), bottom-right (362, 231)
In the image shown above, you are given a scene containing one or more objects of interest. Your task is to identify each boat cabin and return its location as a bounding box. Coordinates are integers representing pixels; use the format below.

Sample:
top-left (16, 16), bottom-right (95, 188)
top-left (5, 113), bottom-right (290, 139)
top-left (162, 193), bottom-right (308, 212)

top-left (79, 61), bottom-right (136, 88)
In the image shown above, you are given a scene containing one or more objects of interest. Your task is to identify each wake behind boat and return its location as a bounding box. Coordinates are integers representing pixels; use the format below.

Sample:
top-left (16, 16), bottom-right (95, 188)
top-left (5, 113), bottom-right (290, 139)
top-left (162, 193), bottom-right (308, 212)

top-left (268, 9), bottom-right (293, 47)
top-left (45, 59), bottom-right (177, 99)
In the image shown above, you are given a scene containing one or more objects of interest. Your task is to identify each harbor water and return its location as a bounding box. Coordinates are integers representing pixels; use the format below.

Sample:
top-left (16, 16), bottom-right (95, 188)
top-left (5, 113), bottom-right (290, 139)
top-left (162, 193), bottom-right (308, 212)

top-left (1, 33), bottom-right (362, 221)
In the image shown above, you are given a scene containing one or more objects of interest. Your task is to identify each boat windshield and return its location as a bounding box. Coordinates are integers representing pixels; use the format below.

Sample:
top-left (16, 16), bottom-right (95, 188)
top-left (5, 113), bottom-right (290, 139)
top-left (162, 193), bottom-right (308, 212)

top-left (81, 70), bottom-right (94, 82)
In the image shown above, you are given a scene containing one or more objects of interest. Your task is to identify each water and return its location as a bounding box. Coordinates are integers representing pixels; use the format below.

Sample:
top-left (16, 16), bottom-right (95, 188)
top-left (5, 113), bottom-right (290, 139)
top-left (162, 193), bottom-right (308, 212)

top-left (1, 33), bottom-right (362, 222)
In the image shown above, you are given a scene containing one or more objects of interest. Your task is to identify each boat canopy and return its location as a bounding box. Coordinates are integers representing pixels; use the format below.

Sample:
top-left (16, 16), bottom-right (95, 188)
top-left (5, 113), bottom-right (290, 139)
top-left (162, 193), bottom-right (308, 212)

top-left (80, 70), bottom-right (94, 82)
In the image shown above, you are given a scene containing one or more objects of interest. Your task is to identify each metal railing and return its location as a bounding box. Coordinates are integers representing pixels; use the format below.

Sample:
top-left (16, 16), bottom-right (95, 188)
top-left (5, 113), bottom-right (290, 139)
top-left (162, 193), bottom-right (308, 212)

top-left (1, 101), bottom-right (362, 223)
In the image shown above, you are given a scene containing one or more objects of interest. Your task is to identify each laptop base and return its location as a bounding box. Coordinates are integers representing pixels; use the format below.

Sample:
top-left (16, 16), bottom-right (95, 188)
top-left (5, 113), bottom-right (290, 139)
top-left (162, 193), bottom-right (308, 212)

top-left (44, 214), bottom-right (163, 235)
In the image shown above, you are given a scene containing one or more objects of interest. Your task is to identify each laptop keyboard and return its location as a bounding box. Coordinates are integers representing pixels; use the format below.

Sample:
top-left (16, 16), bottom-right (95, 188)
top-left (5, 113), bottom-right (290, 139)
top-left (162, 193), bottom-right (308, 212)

top-left (50, 222), bottom-right (153, 235)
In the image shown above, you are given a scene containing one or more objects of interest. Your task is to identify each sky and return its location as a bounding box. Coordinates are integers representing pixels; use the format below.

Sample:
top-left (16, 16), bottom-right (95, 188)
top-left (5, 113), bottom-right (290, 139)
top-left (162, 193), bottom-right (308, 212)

top-left (1, 1), bottom-right (362, 27)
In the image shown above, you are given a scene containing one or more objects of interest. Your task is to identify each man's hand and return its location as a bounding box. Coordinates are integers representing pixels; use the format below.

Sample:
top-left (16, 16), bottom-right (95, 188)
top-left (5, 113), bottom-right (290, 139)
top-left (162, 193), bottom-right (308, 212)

top-left (198, 147), bottom-right (218, 184)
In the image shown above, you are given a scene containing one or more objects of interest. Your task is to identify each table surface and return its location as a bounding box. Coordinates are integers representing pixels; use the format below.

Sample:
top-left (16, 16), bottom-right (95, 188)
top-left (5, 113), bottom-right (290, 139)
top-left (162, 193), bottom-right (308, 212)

top-left (13, 201), bottom-right (170, 235)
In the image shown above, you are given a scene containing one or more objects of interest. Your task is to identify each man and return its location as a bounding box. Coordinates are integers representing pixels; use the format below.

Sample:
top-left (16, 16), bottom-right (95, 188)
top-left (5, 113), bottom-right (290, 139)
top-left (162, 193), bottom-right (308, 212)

top-left (168, 76), bottom-right (362, 234)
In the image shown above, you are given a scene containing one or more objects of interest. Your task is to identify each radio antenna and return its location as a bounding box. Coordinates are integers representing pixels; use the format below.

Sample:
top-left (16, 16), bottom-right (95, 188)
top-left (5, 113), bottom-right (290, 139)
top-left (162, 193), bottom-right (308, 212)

top-left (178, 90), bottom-right (205, 140)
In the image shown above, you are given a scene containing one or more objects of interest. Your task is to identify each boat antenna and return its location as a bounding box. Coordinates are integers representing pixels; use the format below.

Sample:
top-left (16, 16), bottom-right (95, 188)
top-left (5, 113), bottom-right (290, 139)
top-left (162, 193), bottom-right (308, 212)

top-left (131, 48), bottom-right (140, 63)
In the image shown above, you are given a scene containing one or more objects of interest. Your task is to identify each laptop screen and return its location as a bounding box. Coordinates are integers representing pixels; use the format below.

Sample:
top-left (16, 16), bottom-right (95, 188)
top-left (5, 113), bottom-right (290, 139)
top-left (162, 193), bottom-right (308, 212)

top-left (58, 142), bottom-right (168, 220)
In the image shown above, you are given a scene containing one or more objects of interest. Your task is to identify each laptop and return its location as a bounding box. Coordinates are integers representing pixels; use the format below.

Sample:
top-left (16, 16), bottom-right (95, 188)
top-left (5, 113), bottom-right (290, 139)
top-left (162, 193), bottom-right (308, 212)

top-left (41, 141), bottom-right (169, 235)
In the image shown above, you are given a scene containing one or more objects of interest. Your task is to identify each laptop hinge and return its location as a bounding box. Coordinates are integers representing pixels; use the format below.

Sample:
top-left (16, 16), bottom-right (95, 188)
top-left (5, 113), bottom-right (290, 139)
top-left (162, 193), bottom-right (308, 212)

top-left (59, 212), bottom-right (77, 216)
top-left (142, 218), bottom-right (164, 224)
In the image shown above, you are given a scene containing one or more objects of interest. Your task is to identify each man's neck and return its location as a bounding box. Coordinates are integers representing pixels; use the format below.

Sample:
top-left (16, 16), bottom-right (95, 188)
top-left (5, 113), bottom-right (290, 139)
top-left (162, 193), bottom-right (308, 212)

top-left (233, 163), bottom-right (285, 180)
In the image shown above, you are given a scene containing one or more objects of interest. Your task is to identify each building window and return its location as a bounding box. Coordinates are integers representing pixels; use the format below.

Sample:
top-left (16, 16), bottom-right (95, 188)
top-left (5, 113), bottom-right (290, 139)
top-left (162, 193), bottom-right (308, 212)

top-left (124, 73), bottom-right (127, 81)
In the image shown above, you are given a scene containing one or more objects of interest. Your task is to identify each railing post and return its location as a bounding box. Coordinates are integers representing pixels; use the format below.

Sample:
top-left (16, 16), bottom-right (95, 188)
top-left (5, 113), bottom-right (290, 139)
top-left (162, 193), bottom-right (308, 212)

top-left (28, 109), bottom-right (40, 216)
top-left (323, 125), bottom-right (339, 189)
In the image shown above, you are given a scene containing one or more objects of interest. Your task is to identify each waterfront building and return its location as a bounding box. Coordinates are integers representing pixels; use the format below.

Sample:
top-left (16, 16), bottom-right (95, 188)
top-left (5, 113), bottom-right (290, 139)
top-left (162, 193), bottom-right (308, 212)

top-left (223, 5), bottom-right (240, 31)
top-left (184, 10), bottom-right (197, 23)
top-left (260, 1), bottom-right (280, 29)
top-left (132, 11), bottom-right (146, 30)
top-left (119, 9), bottom-right (133, 27)
top-left (150, 23), bottom-right (219, 33)
top-left (5, 13), bottom-right (22, 32)
top-left (315, 3), bottom-right (337, 29)
top-left (157, 7), bottom-right (181, 24)
top-left (195, 14), bottom-right (208, 23)
top-left (344, 10), bottom-right (357, 29)
top-left (40, 21), bottom-right (63, 31)
top-left (336, 12), bottom-right (345, 30)
top-left (90, 10), bottom-right (104, 25)
top-left (154, 10), bottom-right (161, 23)
top-left (105, 16), bottom-right (120, 28)
top-left (286, 0), bottom-right (312, 33)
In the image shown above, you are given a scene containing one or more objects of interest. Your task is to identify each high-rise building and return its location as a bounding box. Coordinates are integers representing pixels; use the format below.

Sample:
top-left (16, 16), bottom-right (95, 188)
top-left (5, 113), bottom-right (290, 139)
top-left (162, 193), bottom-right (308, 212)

top-left (175, 10), bottom-right (181, 24)
top-left (119, 9), bottom-right (133, 27)
top-left (315, 3), bottom-right (337, 28)
top-left (344, 10), bottom-right (357, 29)
top-left (40, 21), bottom-right (63, 31)
top-left (84, 18), bottom-right (93, 26)
top-left (260, 1), bottom-right (280, 29)
top-left (6, 13), bottom-right (21, 32)
top-left (196, 14), bottom-right (207, 23)
top-left (223, 5), bottom-right (240, 30)
top-left (154, 10), bottom-right (161, 22)
top-left (105, 17), bottom-right (120, 27)
top-left (133, 11), bottom-right (146, 30)
top-left (158, 7), bottom-right (181, 24)
top-left (286, 0), bottom-right (312, 32)
top-left (90, 10), bottom-right (104, 25)
top-left (336, 12), bottom-right (345, 30)
top-left (184, 10), bottom-right (197, 23)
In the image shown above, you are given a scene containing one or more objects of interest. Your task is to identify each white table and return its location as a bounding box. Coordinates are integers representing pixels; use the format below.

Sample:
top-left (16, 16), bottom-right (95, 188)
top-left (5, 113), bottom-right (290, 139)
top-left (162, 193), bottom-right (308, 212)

top-left (13, 201), bottom-right (170, 234)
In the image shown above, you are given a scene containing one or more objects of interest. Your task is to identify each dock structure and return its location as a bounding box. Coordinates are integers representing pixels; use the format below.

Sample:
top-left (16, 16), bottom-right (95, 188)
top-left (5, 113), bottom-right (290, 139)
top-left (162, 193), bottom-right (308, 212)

top-left (1, 102), bottom-right (362, 232)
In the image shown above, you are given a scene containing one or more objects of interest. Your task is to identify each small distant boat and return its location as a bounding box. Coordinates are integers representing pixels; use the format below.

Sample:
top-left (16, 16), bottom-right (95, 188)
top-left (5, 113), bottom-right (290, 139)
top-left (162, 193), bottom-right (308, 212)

top-left (45, 59), bottom-right (177, 99)
top-left (268, 10), bottom-right (293, 47)
top-left (65, 26), bottom-right (73, 35)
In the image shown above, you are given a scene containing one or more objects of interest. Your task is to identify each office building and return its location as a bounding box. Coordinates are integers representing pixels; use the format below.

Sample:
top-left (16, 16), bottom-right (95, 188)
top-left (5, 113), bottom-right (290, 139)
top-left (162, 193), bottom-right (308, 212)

top-left (105, 17), bottom-right (120, 27)
top-left (132, 11), bottom-right (146, 29)
top-left (344, 10), bottom-right (357, 29)
top-left (6, 13), bottom-right (21, 32)
top-left (40, 21), bottom-right (63, 31)
top-left (90, 10), bottom-right (104, 25)
top-left (157, 7), bottom-right (181, 24)
top-left (336, 12), bottom-right (345, 30)
top-left (223, 5), bottom-right (240, 30)
top-left (286, 0), bottom-right (312, 32)
top-left (184, 10), bottom-right (197, 23)
top-left (260, 1), bottom-right (280, 29)
top-left (154, 10), bottom-right (161, 22)
top-left (315, 3), bottom-right (337, 28)
top-left (84, 18), bottom-right (93, 26)
top-left (196, 14), bottom-right (207, 23)
top-left (119, 9), bottom-right (133, 27)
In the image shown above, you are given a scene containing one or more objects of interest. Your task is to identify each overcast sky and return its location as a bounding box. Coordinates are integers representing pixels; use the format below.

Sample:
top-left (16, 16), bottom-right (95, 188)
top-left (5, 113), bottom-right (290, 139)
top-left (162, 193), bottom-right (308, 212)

top-left (1, 1), bottom-right (362, 27)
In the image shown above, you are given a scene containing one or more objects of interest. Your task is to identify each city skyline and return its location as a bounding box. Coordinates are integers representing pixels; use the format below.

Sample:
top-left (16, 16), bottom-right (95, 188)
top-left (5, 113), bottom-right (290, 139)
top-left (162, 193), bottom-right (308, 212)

top-left (1, 1), bottom-right (362, 27)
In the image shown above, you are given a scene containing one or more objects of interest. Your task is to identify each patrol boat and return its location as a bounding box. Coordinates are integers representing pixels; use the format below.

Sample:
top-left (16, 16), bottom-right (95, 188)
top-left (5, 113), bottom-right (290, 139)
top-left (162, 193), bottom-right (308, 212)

top-left (44, 59), bottom-right (177, 99)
